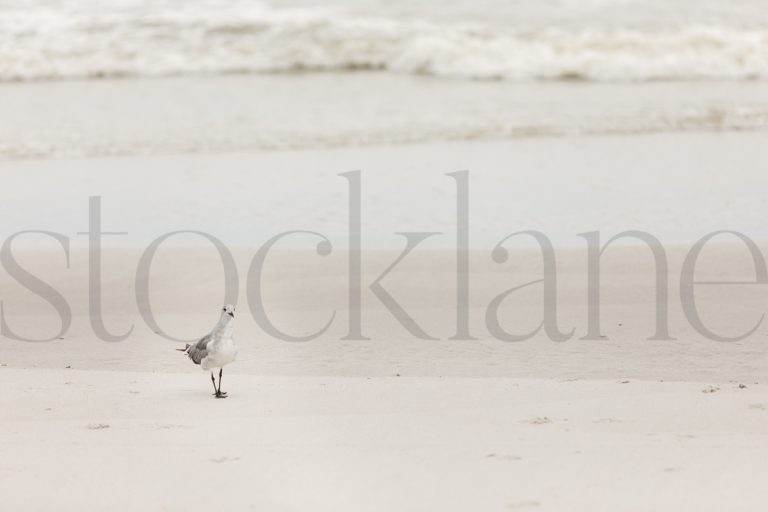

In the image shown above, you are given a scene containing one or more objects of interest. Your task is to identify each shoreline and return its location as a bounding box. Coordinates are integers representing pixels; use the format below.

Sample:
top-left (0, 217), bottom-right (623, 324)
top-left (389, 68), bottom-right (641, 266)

top-left (2, 243), bottom-right (767, 381)
top-left (2, 74), bottom-right (768, 160)
top-left (2, 132), bottom-right (768, 250)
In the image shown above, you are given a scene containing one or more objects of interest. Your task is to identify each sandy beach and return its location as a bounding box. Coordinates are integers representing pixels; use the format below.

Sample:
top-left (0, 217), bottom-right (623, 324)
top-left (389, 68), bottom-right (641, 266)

top-left (4, 370), bottom-right (767, 512)
top-left (3, 131), bottom-right (768, 510)
top-left (3, 0), bottom-right (768, 508)
top-left (3, 236), bottom-right (768, 510)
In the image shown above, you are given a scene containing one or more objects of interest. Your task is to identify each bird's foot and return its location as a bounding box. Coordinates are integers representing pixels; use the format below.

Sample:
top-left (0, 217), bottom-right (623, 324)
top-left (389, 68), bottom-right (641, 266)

top-left (214, 391), bottom-right (228, 399)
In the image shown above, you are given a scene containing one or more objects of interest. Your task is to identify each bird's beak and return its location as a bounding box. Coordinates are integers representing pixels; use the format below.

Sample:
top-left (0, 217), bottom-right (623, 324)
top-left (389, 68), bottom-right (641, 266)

top-left (228, 312), bottom-right (234, 318)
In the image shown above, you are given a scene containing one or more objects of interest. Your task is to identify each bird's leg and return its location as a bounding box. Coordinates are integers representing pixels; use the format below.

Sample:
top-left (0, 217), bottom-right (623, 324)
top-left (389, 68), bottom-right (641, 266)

top-left (215, 368), bottom-right (227, 398)
top-left (210, 372), bottom-right (218, 395)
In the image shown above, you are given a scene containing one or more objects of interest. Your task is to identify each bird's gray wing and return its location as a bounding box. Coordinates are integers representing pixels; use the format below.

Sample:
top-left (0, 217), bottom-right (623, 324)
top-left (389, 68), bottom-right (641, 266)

top-left (186, 333), bottom-right (213, 365)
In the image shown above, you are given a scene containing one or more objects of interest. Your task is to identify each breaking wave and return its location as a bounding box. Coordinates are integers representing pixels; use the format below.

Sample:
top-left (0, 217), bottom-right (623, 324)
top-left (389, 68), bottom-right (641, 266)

top-left (2, 3), bottom-right (768, 82)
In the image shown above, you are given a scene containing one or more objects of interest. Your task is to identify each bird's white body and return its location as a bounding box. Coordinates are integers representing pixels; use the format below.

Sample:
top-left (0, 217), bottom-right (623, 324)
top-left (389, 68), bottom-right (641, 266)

top-left (201, 320), bottom-right (237, 371)
top-left (183, 305), bottom-right (238, 397)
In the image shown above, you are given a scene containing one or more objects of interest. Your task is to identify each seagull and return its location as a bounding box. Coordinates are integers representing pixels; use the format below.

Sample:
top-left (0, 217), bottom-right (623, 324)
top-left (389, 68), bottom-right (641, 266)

top-left (178, 304), bottom-right (238, 398)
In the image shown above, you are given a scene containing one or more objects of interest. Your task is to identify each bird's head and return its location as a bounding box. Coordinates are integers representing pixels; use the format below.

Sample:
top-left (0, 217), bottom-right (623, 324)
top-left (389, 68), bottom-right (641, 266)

top-left (221, 304), bottom-right (236, 319)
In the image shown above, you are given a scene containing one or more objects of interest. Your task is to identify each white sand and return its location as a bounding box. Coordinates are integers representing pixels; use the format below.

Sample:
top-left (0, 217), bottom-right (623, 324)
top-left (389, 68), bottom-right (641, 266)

top-left (2, 369), bottom-right (767, 511)
top-left (2, 242), bottom-right (768, 510)
top-left (2, 134), bottom-right (768, 510)
top-left (2, 244), bottom-right (768, 380)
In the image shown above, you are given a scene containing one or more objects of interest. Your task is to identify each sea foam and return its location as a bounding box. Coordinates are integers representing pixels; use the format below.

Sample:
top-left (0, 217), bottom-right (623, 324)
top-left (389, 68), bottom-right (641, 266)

top-left (1, 2), bottom-right (767, 82)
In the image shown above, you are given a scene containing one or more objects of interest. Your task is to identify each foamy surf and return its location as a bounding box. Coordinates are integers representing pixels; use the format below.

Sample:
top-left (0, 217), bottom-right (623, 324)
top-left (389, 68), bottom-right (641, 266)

top-left (1, 75), bottom-right (768, 160)
top-left (1, 2), bottom-right (768, 82)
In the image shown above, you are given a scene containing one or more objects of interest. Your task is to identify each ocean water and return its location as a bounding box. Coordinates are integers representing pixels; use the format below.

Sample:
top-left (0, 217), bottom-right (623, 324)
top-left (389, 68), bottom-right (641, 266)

top-left (2, 0), bottom-right (768, 82)
top-left (1, 0), bottom-right (767, 158)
